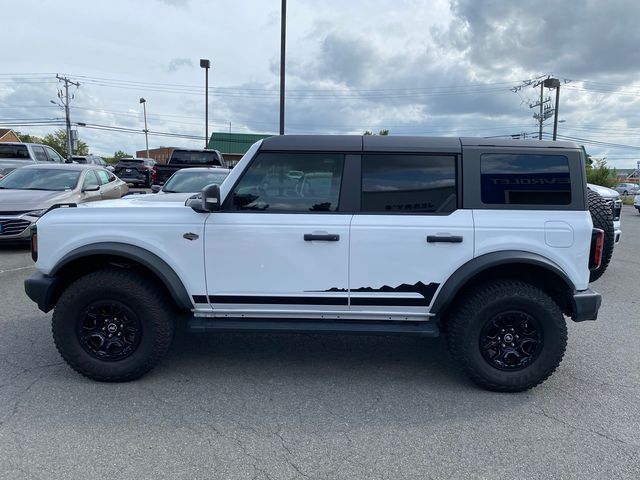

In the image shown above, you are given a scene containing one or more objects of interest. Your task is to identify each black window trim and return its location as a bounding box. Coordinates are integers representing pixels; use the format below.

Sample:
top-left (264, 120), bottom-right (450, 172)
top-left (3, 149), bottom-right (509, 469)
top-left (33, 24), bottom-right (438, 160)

top-left (357, 152), bottom-right (460, 216)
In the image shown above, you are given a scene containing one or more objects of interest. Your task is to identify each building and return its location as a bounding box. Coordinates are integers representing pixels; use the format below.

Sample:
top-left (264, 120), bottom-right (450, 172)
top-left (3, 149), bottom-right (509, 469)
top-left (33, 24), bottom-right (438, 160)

top-left (0, 129), bottom-right (21, 143)
top-left (136, 132), bottom-right (272, 166)
top-left (207, 132), bottom-right (272, 165)
top-left (135, 147), bottom-right (174, 164)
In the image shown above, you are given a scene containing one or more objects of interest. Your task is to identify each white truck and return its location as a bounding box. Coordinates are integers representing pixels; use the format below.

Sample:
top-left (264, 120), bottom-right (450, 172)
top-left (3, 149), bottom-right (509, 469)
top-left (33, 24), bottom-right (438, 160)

top-left (24, 136), bottom-right (603, 392)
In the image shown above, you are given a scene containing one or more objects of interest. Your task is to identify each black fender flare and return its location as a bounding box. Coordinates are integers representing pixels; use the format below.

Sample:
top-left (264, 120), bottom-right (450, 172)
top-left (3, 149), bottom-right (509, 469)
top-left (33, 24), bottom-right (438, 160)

top-left (430, 250), bottom-right (576, 315)
top-left (51, 242), bottom-right (192, 310)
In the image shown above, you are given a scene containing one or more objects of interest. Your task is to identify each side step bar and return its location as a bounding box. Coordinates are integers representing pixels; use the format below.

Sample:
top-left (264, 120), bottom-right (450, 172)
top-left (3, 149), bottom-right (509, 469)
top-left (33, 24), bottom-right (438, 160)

top-left (188, 317), bottom-right (440, 337)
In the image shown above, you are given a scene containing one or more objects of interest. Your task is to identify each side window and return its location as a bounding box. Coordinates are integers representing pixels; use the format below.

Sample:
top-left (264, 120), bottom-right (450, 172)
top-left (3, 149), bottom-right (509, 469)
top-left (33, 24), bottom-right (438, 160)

top-left (228, 152), bottom-right (344, 212)
top-left (481, 154), bottom-right (571, 205)
top-left (361, 154), bottom-right (457, 213)
top-left (95, 169), bottom-right (111, 184)
top-left (45, 147), bottom-right (64, 163)
top-left (82, 170), bottom-right (100, 190)
top-left (31, 146), bottom-right (48, 162)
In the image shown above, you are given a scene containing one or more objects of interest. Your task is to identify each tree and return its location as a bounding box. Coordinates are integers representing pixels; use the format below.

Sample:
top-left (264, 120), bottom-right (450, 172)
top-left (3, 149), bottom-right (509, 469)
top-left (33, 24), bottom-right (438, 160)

top-left (105, 150), bottom-right (131, 164)
top-left (363, 129), bottom-right (390, 136)
top-left (15, 132), bottom-right (43, 144)
top-left (40, 129), bottom-right (89, 157)
top-left (586, 157), bottom-right (615, 187)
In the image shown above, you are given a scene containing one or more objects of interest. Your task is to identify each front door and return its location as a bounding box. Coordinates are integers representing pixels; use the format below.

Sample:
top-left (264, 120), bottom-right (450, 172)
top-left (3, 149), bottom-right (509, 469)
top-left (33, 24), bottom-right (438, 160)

top-left (204, 151), bottom-right (351, 316)
top-left (349, 153), bottom-right (474, 319)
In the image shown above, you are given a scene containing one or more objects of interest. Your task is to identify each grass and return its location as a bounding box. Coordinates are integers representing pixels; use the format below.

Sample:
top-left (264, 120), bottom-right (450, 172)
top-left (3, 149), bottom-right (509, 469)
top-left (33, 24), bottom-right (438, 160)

top-left (621, 196), bottom-right (636, 206)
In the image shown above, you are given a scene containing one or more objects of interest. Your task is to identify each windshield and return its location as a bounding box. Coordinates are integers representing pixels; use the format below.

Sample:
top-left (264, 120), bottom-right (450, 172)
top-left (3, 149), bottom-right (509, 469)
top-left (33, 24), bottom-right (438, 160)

top-left (170, 150), bottom-right (221, 165)
top-left (73, 157), bottom-right (88, 164)
top-left (163, 170), bottom-right (229, 193)
top-left (0, 168), bottom-right (80, 191)
top-left (0, 144), bottom-right (30, 159)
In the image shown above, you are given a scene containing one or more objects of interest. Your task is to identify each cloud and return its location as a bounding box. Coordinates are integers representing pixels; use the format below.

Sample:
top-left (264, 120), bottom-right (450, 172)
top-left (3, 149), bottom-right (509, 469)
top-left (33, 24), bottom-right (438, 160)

top-left (164, 58), bottom-right (194, 73)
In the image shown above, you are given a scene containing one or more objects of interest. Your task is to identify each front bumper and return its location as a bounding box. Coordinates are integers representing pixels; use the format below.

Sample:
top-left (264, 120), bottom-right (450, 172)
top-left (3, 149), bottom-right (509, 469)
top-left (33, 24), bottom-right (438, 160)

top-left (24, 271), bottom-right (59, 313)
top-left (571, 288), bottom-right (601, 322)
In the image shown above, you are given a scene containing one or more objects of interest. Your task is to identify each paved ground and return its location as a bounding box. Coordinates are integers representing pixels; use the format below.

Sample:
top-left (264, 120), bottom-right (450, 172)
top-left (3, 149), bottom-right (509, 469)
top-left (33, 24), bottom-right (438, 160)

top-left (0, 208), bottom-right (638, 479)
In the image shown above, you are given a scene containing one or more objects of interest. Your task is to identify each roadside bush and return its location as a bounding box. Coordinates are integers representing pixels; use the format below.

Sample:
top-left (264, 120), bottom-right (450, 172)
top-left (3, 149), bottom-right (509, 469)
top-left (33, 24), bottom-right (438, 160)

top-left (586, 158), bottom-right (616, 188)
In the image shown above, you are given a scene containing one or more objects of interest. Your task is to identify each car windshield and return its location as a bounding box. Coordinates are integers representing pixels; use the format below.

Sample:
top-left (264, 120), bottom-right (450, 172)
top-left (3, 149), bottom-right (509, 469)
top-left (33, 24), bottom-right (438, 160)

top-left (0, 144), bottom-right (30, 159)
top-left (73, 157), bottom-right (88, 164)
top-left (0, 168), bottom-right (80, 191)
top-left (163, 170), bottom-right (229, 193)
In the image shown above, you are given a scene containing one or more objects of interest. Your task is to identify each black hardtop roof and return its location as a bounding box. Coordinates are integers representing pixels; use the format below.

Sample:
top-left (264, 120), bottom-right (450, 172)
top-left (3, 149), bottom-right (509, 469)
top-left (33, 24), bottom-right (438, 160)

top-left (260, 135), bottom-right (579, 153)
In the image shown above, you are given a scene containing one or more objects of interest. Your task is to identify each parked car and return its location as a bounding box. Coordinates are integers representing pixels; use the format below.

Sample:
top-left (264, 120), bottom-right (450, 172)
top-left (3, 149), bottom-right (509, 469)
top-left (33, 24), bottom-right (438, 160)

top-left (73, 155), bottom-right (115, 172)
top-left (153, 148), bottom-right (225, 185)
top-left (25, 136), bottom-right (603, 392)
top-left (613, 182), bottom-right (640, 196)
top-left (0, 142), bottom-right (67, 178)
top-left (634, 193), bottom-right (640, 213)
top-left (113, 158), bottom-right (155, 187)
top-left (152, 167), bottom-right (231, 194)
top-left (0, 164), bottom-right (128, 241)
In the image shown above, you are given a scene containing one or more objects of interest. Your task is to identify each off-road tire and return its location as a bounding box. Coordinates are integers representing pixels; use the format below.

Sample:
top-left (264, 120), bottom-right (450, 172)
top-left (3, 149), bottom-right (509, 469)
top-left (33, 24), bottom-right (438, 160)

top-left (588, 190), bottom-right (614, 282)
top-left (446, 280), bottom-right (567, 392)
top-left (52, 268), bottom-right (175, 382)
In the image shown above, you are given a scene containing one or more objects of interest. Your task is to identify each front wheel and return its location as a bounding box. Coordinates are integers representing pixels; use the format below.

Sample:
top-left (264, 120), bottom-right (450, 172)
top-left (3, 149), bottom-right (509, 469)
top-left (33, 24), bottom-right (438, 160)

top-left (52, 268), bottom-right (175, 382)
top-left (446, 280), bottom-right (567, 392)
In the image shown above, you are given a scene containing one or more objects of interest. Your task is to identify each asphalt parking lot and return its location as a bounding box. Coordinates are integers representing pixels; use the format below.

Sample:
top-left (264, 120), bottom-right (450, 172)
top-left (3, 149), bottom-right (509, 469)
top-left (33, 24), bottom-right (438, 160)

top-left (0, 208), bottom-right (638, 479)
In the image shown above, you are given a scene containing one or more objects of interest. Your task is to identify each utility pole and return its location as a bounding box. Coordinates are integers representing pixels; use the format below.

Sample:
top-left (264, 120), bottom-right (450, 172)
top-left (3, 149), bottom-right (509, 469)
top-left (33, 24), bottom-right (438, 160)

top-left (200, 59), bottom-right (211, 148)
top-left (529, 78), bottom-right (552, 140)
top-left (279, 0), bottom-right (286, 135)
top-left (56, 74), bottom-right (80, 162)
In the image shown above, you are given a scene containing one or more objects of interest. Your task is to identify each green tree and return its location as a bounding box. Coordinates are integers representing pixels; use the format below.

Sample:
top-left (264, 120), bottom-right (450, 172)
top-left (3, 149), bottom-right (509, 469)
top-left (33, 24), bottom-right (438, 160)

top-left (15, 131), bottom-right (43, 144)
top-left (40, 129), bottom-right (89, 157)
top-left (586, 157), bottom-right (615, 187)
top-left (363, 129), bottom-right (390, 136)
top-left (105, 150), bottom-right (131, 164)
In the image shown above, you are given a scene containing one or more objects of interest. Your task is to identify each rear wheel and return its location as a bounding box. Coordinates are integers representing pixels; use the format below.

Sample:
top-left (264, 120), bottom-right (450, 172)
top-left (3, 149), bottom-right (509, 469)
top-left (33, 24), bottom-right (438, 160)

top-left (588, 190), bottom-right (614, 282)
top-left (446, 280), bottom-right (567, 392)
top-left (52, 268), bottom-right (175, 382)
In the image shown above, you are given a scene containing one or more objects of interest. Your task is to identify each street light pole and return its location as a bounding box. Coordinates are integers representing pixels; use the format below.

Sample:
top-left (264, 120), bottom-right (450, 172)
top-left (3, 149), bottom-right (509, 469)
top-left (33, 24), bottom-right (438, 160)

top-left (200, 59), bottom-right (211, 148)
top-left (279, 0), bottom-right (286, 135)
top-left (139, 98), bottom-right (150, 159)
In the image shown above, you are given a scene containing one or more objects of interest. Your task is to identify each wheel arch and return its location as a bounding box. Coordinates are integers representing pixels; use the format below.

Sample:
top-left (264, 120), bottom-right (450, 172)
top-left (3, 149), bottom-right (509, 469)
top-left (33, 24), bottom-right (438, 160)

top-left (49, 242), bottom-right (193, 311)
top-left (431, 251), bottom-right (577, 320)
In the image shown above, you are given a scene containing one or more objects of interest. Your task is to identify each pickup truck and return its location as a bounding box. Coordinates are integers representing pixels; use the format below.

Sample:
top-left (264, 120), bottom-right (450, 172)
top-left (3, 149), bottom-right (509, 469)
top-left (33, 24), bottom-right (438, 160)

top-left (0, 142), bottom-right (67, 178)
top-left (153, 148), bottom-right (225, 185)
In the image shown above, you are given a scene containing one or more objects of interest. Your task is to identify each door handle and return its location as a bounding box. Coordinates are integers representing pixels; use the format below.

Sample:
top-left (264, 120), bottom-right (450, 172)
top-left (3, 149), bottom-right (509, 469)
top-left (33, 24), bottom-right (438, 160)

top-left (304, 233), bottom-right (340, 241)
top-left (427, 235), bottom-right (463, 243)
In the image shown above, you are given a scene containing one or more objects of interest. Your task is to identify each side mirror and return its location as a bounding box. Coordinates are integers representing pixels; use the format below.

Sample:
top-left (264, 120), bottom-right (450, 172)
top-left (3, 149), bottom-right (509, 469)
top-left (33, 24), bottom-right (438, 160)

top-left (151, 185), bottom-right (161, 193)
top-left (202, 183), bottom-right (221, 211)
top-left (82, 185), bottom-right (100, 192)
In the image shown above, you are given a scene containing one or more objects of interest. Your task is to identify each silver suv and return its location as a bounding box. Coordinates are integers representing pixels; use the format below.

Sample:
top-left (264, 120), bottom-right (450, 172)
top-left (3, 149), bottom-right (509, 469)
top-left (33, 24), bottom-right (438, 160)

top-left (0, 142), bottom-right (66, 178)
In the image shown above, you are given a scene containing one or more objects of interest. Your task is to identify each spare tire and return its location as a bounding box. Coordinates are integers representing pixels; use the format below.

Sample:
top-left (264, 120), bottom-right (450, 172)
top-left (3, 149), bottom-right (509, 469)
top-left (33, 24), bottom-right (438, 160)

top-left (588, 190), bottom-right (614, 282)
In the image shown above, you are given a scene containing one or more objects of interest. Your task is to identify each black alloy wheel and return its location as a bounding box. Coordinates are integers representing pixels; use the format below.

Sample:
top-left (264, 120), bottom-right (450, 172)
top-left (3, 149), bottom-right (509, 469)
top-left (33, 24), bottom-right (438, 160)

top-left (479, 311), bottom-right (543, 371)
top-left (78, 301), bottom-right (142, 361)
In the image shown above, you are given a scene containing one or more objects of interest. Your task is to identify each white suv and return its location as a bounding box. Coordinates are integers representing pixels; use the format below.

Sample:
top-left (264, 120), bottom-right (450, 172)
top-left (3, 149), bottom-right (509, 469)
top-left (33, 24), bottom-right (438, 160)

top-left (24, 136), bottom-right (603, 392)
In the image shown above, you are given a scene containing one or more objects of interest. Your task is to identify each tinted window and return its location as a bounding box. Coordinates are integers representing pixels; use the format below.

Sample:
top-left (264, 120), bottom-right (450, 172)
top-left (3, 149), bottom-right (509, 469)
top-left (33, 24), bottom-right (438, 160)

top-left (361, 154), bottom-right (457, 213)
top-left (0, 144), bottom-right (30, 159)
top-left (32, 146), bottom-right (48, 162)
top-left (229, 153), bottom-right (344, 212)
top-left (481, 154), bottom-right (571, 205)
top-left (170, 150), bottom-right (221, 165)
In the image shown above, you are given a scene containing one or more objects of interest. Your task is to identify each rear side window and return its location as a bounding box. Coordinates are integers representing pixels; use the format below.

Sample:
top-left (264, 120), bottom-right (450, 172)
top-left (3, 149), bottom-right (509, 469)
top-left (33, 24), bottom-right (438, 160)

top-left (228, 153), bottom-right (344, 212)
top-left (32, 146), bottom-right (48, 162)
top-left (361, 154), bottom-right (457, 213)
top-left (481, 154), bottom-right (571, 205)
top-left (95, 169), bottom-right (111, 184)
top-left (0, 144), bottom-right (30, 159)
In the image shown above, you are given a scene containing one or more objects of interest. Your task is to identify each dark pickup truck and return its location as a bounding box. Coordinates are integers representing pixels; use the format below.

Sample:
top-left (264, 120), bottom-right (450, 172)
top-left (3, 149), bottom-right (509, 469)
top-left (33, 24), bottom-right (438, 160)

top-left (153, 148), bottom-right (226, 185)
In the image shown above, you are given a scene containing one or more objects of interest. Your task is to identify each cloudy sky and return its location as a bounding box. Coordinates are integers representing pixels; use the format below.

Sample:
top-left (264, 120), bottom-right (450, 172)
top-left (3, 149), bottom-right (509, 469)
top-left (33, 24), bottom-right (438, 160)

top-left (2, 0), bottom-right (640, 168)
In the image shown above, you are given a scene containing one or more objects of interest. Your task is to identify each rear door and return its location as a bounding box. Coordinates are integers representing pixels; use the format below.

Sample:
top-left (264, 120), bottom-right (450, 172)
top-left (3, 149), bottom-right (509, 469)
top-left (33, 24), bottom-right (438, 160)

top-left (349, 152), bottom-right (474, 319)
